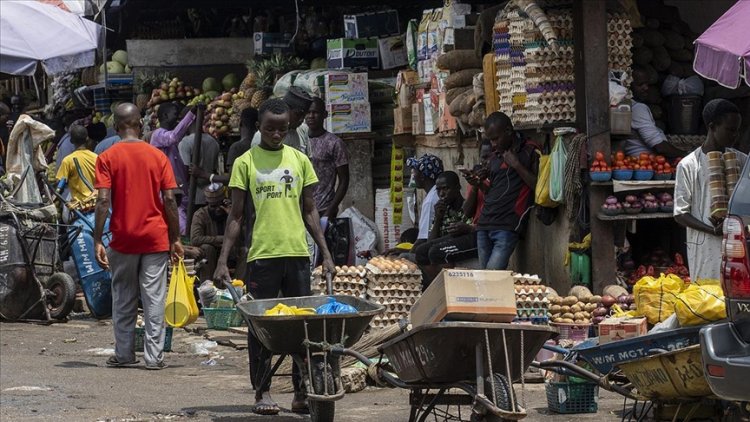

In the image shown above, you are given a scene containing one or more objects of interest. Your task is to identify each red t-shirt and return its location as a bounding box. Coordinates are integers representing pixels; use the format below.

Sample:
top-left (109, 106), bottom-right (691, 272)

top-left (95, 141), bottom-right (177, 254)
top-left (467, 181), bottom-right (490, 225)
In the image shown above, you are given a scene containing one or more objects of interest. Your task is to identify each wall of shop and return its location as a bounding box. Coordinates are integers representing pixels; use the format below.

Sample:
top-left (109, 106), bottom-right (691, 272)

top-left (342, 138), bottom-right (375, 220)
top-left (665, 0), bottom-right (735, 33)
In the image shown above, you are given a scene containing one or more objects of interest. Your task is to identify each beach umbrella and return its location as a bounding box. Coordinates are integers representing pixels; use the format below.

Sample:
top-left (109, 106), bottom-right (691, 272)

top-left (693, 0), bottom-right (750, 89)
top-left (0, 0), bottom-right (101, 76)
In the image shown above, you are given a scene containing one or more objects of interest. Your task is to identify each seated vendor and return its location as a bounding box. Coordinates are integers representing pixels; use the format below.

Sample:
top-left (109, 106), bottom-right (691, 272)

top-left (624, 67), bottom-right (684, 158)
top-left (190, 184), bottom-right (238, 281)
top-left (413, 171), bottom-right (472, 287)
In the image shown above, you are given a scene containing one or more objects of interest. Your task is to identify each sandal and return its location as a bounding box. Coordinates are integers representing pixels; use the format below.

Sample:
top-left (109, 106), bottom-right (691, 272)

top-left (253, 394), bottom-right (280, 416)
top-left (105, 356), bottom-right (139, 368)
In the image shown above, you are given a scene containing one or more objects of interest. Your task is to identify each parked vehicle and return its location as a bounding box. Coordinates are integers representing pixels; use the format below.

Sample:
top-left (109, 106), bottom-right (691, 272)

top-left (700, 158), bottom-right (750, 408)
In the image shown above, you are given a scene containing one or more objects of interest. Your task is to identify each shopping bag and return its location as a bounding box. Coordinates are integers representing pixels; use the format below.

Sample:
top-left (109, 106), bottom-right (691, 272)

top-left (549, 134), bottom-right (568, 204)
top-left (165, 258), bottom-right (199, 327)
top-left (535, 152), bottom-right (558, 207)
top-left (673, 284), bottom-right (726, 326)
top-left (263, 303), bottom-right (316, 316)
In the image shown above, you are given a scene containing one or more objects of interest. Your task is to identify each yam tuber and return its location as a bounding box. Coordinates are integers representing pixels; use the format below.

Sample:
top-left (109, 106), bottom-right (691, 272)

top-left (446, 86), bottom-right (472, 105)
top-left (445, 69), bottom-right (482, 90)
top-left (437, 49), bottom-right (483, 72)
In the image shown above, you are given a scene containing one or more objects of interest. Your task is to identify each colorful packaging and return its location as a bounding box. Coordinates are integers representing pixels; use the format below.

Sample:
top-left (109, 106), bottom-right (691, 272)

top-left (325, 102), bottom-right (371, 133)
top-left (324, 72), bottom-right (368, 104)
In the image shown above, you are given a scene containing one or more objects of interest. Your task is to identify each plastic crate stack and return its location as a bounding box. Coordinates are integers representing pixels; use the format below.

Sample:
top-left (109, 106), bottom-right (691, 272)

top-left (311, 265), bottom-right (368, 299)
top-left (513, 273), bottom-right (550, 324)
top-left (365, 257), bottom-right (422, 328)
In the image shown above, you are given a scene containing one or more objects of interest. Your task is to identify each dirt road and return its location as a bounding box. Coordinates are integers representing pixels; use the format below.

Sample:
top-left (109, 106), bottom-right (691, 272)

top-left (0, 318), bottom-right (626, 421)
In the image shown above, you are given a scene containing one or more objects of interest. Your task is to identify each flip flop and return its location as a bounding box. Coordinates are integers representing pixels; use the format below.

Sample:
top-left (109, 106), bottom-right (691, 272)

top-left (253, 399), bottom-right (280, 416)
top-left (105, 356), bottom-right (139, 368)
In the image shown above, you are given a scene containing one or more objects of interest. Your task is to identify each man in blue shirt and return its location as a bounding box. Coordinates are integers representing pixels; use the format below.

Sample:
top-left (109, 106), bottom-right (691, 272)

top-left (95, 133), bottom-right (121, 154)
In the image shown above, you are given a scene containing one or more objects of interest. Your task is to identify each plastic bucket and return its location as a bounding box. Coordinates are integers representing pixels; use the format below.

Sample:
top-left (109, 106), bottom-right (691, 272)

top-left (667, 95), bottom-right (702, 134)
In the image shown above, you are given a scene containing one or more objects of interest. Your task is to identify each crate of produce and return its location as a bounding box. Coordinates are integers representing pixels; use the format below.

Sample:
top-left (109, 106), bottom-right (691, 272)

top-left (135, 326), bottom-right (173, 352)
top-left (203, 307), bottom-right (244, 330)
top-left (545, 381), bottom-right (599, 414)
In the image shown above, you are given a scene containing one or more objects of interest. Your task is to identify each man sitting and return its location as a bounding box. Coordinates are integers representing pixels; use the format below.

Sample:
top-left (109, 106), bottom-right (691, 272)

top-left (190, 185), bottom-right (239, 281)
top-left (413, 171), bottom-right (471, 286)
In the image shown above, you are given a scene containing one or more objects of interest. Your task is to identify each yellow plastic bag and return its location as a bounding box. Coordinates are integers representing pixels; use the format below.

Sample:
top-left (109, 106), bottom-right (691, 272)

top-left (633, 273), bottom-right (684, 324)
top-left (165, 258), bottom-right (199, 327)
top-left (673, 284), bottom-right (726, 326)
top-left (264, 303), bottom-right (316, 316)
top-left (535, 153), bottom-right (559, 208)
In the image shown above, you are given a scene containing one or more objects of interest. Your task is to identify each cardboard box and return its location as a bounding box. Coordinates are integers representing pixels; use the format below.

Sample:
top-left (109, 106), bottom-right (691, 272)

top-left (344, 10), bottom-right (400, 39)
top-left (410, 269), bottom-right (517, 327)
top-left (378, 35), bottom-right (408, 70)
top-left (369, 81), bottom-right (396, 105)
top-left (396, 70), bottom-right (419, 108)
top-left (598, 317), bottom-right (648, 344)
top-left (394, 107), bottom-right (413, 134)
top-left (326, 102), bottom-right (371, 134)
top-left (253, 32), bottom-right (293, 55)
top-left (324, 72), bottom-right (368, 104)
top-left (421, 89), bottom-right (440, 135)
top-left (438, 92), bottom-right (457, 132)
top-left (327, 38), bottom-right (379, 70)
top-left (411, 102), bottom-right (425, 135)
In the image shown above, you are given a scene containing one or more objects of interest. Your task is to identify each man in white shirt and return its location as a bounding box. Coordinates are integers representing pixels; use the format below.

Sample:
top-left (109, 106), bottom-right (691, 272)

top-left (407, 154), bottom-right (444, 246)
top-left (624, 67), bottom-right (685, 158)
top-left (250, 87), bottom-right (312, 154)
top-left (674, 99), bottom-right (746, 281)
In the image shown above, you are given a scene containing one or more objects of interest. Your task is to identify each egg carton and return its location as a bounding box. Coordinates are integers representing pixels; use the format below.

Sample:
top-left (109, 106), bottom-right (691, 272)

top-left (516, 309), bottom-right (550, 319)
top-left (512, 316), bottom-right (550, 325)
top-left (512, 273), bottom-right (542, 285)
top-left (314, 277), bottom-right (367, 286)
top-left (383, 303), bottom-right (414, 313)
top-left (367, 289), bottom-right (421, 299)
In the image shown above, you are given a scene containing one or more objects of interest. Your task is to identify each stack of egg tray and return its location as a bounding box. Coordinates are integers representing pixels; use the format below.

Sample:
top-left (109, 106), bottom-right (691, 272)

top-left (514, 284), bottom-right (550, 323)
top-left (311, 265), bottom-right (367, 299)
top-left (366, 257), bottom-right (422, 328)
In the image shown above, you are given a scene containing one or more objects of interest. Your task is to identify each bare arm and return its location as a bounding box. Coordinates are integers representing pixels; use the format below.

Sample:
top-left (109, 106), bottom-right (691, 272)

top-left (93, 188), bottom-right (111, 269)
top-left (653, 141), bottom-right (686, 158)
top-left (674, 213), bottom-right (720, 236)
top-left (303, 185), bottom-right (335, 273)
top-left (463, 185), bottom-right (479, 219)
top-left (162, 189), bottom-right (180, 244)
top-left (214, 188), bottom-right (247, 283)
top-left (325, 165), bottom-right (349, 219)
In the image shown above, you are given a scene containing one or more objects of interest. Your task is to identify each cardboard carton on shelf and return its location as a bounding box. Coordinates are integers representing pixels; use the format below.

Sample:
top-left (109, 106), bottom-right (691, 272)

top-left (327, 38), bottom-right (379, 70)
top-left (598, 317), bottom-right (648, 344)
top-left (412, 102), bottom-right (425, 135)
top-left (324, 72), bottom-right (368, 104)
top-left (396, 69), bottom-right (420, 108)
top-left (325, 102), bottom-right (371, 134)
top-left (438, 92), bottom-right (457, 133)
top-left (378, 35), bottom-right (408, 70)
top-left (344, 10), bottom-right (400, 39)
top-left (254, 32), bottom-right (293, 55)
top-left (409, 269), bottom-right (517, 328)
top-left (394, 107), bottom-right (413, 134)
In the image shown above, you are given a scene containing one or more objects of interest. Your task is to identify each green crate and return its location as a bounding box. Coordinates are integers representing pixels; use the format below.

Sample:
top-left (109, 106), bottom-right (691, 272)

top-left (135, 326), bottom-right (173, 352)
top-left (545, 381), bottom-right (598, 414)
top-left (203, 307), bottom-right (244, 330)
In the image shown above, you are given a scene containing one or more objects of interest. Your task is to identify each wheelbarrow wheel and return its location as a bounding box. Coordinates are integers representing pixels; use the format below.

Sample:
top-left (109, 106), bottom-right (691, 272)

top-left (47, 272), bottom-right (76, 320)
top-left (309, 355), bottom-right (336, 422)
top-left (472, 374), bottom-right (518, 422)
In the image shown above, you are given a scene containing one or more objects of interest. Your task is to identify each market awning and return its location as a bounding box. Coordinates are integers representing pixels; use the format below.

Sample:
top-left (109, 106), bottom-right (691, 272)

top-left (0, 1), bottom-right (102, 76)
top-left (693, 0), bottom-right (750, 89)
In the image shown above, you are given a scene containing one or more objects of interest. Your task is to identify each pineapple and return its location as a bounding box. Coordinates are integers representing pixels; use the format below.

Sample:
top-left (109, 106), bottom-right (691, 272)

top-left (239, 70), bottom-right (256, 92)
top-left (250, 88), bottom-right (269, 109)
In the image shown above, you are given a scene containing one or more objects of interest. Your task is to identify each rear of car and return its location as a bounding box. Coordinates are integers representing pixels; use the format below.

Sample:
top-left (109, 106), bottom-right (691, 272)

top-left (700, 160), bottom-right (750, 402)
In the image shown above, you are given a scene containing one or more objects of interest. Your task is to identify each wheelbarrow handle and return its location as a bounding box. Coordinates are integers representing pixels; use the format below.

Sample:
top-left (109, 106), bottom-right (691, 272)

top-left (531, 359), bottom-right (638, 400)
top-left (542, 343), bottom-right (571, 356)
top-left (220, 277), bottom-right (254, 305)
top-left (325, 272), bottom-right (333, 296)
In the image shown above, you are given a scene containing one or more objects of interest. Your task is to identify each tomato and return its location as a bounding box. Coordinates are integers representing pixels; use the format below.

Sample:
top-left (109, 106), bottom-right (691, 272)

top-left (657, 164), bottom-right (664, 171)
top-left (639, 152), bottom-right (650, 161)
top-left (656, 156), bottom-right (666, 164)
top-left (663, 162), bottom-right (671, 170)
top-left (615, 151), bottom-right (625, 161)
top-left (633, 164), bottom-right (641, 170)
top-left (615, 160), bottom-right (625, 167)
top-left (595, 151), bottom-right (605, 161)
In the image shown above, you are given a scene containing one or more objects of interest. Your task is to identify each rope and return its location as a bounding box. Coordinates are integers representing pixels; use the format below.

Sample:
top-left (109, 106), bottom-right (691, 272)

top-left (563, 133), bottom-right (587, 223)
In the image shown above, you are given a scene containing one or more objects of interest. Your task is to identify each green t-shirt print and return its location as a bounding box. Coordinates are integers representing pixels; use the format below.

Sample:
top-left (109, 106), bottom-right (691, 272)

top-left (229, 145), bottom-right (318, 261)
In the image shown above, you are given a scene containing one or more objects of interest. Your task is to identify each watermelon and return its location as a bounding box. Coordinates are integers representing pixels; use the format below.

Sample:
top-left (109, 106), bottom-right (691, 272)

top-left (202, 77), bottom-right (222, 93)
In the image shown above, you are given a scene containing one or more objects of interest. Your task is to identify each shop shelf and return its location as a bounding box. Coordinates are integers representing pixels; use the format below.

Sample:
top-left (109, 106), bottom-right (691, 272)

top-left (597, 212), bottom-right (674, 221)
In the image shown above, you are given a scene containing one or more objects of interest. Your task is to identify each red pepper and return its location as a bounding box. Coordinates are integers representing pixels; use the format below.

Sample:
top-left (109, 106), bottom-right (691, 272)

top-left (647, 265), bottom-right (655, 277)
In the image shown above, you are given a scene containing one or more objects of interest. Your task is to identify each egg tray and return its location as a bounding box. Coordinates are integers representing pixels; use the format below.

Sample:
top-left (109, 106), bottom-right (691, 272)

top-left (366, 289), bottom-right (421, 300)
top-left (512, 273), bottom-right (543, 285)
top-left (312, 289), bottom-right (367, 299)
top-left (512, 316), bottom-right (550, 325)
top-left (516, 307), bottom-right (550, 317)
top-left (369, 295), bottom-right (418, 305)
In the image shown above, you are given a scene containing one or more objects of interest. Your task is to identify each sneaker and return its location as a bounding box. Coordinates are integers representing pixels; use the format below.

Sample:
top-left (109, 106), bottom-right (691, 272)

top-left (105, 356), bottom-right (139, 368)
top-left (145, 361), bottom-right (169, 370)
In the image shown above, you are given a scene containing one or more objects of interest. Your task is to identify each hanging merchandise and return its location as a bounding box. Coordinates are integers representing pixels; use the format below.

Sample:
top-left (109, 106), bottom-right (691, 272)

top-left (165, 259), bottom-right (199, 328)
top-left (535, 136), bottom-right (558, 207)
top-left (549, 132), bottom-right (568, 204)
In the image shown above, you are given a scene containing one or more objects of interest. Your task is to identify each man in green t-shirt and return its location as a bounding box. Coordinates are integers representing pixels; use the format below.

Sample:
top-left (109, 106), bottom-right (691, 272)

top-left (214, 98), bottom-right (334, 416)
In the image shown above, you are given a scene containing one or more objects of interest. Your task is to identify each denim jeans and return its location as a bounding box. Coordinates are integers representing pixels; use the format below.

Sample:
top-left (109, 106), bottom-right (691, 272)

top-left (476, 230), bottom-right (519, 270)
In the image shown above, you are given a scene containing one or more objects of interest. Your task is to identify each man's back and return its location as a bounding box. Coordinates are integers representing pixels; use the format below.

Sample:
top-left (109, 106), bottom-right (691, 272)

top-left (178, 133), bottom-right (220, 204)
top-left (57, 149), bottom-right (97, 202)
top-left (95, 141), bottom-right (177, 254)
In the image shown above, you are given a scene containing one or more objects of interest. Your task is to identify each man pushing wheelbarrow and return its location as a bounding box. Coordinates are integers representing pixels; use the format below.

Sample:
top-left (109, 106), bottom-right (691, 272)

top-left (213, 98), bottom-right (335, 416)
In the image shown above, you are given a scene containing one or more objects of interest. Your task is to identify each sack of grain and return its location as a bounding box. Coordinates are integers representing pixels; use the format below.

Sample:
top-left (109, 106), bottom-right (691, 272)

top-left (446, 86), bottom-right (472, 104)
top-left (437, 49), bottom-right (482, 71)
top-left (445, 69), bottom-right (482, 90)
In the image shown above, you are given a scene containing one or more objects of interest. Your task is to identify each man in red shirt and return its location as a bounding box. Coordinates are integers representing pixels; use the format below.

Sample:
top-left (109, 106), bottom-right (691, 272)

top-left (93, 103), bottom-right (183, 370)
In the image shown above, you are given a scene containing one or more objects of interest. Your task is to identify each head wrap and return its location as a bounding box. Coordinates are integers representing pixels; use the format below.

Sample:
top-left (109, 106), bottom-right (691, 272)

top-left (283, 86), bottom-right (313, 112)
top-left (406, 154), bottom-right (444, 181)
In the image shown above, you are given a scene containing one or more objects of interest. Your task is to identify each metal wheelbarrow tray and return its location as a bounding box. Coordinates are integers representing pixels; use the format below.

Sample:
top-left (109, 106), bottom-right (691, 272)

top-left (379, 322), bottom-right (558, 384)
top-left (237, 295), bottom-right (383, 355)
top-left (570, 325), bottom-right (702, 374)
